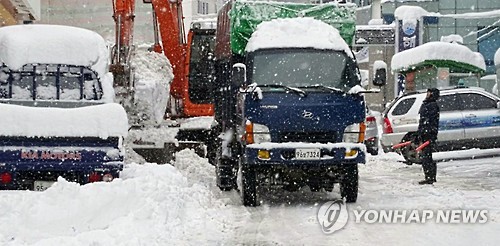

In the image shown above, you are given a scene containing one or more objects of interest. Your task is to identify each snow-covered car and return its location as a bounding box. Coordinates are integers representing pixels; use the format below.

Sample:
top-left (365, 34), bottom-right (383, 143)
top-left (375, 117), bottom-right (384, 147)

top-left (381, 86), bottom-right (500, 163)
top-left (364, 107), bottom-right (379, 155)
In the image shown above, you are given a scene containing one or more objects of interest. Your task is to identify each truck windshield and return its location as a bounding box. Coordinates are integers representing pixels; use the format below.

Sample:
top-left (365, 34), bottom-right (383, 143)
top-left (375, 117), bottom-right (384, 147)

top-left (251, 49), bottom-right (359, 92)
top-left (0, 64), bottom-right (103, 101)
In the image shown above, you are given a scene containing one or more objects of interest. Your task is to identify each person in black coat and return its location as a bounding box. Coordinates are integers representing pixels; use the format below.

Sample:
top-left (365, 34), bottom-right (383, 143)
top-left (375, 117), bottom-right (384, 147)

top-left (417, 88), bottom-right (440, 184)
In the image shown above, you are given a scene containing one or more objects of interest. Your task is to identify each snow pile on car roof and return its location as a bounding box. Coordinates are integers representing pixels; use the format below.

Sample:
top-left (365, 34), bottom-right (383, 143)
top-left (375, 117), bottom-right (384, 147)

top-left (0, 103), bottom-right (128, 138)
top-left (245, 17), bottom-right (352, 57)
top-left (391, 41), bottom-right (486, 72)
top-left (0, 24), bottom-right (109, 76)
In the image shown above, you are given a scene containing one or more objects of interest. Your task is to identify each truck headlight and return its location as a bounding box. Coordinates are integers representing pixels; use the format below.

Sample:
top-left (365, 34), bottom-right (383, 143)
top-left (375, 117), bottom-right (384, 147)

top-left (245, 121), bottom-right (271, 144)
top-left (342, 122), bottom-right (366, 143)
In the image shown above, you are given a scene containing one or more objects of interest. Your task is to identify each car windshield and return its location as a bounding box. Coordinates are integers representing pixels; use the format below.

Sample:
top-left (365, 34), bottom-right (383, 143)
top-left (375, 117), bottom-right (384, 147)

top-left (0, 64), bottom-right (103, 101)
top-left (251, 49), bottom-right (360, 92)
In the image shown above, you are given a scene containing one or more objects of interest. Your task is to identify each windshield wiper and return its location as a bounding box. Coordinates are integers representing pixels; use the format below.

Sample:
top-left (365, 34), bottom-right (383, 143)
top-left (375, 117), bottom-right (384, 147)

top-left (256, 84), bottom-right (307, 97)
top-left (301, 85), bottom-right (345, 94)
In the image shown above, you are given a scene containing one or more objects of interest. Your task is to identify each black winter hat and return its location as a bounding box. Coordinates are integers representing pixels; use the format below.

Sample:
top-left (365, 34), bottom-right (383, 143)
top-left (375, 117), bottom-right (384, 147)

top-left (427, 88), bottom-right (440, 100)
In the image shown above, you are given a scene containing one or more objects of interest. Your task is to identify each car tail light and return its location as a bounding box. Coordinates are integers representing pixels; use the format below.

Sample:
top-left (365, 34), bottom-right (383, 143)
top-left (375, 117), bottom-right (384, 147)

top-left (383, 117), bottom-right (393, 134)
top-left (366, 116), bottom-right (376, 123)
top-left (89, 172), bottom-right (101, 183)
top-left (0, 172), bottom-right (12, 184)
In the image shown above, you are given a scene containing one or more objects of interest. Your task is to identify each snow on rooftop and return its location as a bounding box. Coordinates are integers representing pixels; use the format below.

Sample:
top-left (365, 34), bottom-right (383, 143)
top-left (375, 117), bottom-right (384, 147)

top-left (440, 34), bottom-right (463, 44)
top-left (391, 41), bottom-right (486, 72)
top-left (368, 18), bottom-right (384, 25)
top-left (394, 5), bottom-right (432, 21)
top-left (0, 103), bottom-right (128, 138)
top-left (0, 24), bottom-right (109, 77)
top-left (245, 18), bottom-right (352, 57)
top-left (442, 9), bottom-right (500, 19)
top-left (394, 5), bottom-right (500, 21)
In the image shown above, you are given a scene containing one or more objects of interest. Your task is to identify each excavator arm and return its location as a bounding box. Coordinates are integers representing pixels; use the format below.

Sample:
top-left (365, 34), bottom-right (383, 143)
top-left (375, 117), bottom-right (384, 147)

top-left (110, 0), bottom-right (136, 88)
top-left (147, 0), bottom-right (188, 114)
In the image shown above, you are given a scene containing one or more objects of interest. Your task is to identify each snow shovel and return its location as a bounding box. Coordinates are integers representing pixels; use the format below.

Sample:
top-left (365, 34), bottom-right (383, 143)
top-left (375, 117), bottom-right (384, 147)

top-left (415, 140), bottom-right (430, 152)
top-left (392, 141), bottom-right (412, 149)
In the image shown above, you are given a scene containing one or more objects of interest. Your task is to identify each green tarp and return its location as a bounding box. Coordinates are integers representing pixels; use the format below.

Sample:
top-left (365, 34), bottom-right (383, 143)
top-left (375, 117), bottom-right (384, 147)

top-left (229, 0), bottom-right (356, 55)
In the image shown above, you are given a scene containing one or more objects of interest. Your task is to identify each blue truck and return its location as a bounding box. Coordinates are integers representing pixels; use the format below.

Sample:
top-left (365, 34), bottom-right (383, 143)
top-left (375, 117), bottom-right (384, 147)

top-left (212, 1), bottom-right (370, 206)
top-left (0, 24), bottom-right (128, 190)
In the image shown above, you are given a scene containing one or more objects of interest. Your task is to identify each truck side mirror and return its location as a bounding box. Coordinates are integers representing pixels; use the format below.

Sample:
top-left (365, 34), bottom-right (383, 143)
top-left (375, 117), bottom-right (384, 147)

top-left (232, 63), bottom-right (246, 87)
top-left (372, 60), bottom-right (387, 87)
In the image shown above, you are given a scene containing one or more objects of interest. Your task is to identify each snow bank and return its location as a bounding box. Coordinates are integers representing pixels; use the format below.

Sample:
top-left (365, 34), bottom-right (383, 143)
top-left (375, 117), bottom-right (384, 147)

top-left (1, 148), bottom-right (500, 244)
top-left (391, 41), bottom-right (486, 72)
top-left (0, 150), bottom-right (234, 245)
top-left (0, 103), bottom-right (128, 138)
top-left (130, 45), bottom-right (173, 125)
top-left (245, 18), bottom-right (353, 57)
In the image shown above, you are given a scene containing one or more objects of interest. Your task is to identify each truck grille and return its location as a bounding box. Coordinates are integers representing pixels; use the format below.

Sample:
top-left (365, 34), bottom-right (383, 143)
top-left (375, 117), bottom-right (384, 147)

top-left (279, 132), bottom-right (337, 143)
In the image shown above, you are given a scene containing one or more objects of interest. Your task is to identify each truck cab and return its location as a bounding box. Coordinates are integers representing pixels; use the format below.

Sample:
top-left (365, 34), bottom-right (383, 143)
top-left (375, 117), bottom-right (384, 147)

top-left (213, 1), bottom-right (366, 206)
top-left (0, 24), bottom-right (128, 190)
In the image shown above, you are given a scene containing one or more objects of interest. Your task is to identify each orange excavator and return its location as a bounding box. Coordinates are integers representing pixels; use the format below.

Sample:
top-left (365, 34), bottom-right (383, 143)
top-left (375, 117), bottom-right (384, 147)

top-left (110, 0), bottom-right (217, 163)
top-left (110, 0), bottom-right (215, 119)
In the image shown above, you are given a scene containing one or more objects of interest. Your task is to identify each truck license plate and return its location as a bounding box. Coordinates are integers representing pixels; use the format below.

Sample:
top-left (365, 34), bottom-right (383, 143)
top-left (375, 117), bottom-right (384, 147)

top-left (34, 181), bottom-right (55, 191)
top-left (295, 149), bottom-right (321, 160)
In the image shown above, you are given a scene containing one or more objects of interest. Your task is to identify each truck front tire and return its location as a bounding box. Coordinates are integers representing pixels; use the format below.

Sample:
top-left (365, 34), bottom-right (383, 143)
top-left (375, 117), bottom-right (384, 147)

top-left (340, 165), bottom-right (358, 203)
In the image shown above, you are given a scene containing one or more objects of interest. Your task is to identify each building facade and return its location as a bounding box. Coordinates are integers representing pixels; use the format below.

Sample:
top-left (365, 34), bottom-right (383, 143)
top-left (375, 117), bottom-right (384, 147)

top-left (39, 0), bottom-right (218, 44)
top-left (0, 0), bottom-right (40, 26)
top-left (381, 0), bottom-right (500, 75)
top-left (356, 0), bottom-right (499, 109)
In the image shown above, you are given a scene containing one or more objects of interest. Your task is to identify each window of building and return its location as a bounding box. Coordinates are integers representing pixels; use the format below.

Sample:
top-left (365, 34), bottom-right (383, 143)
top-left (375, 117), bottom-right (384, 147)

top-left (478, 26), bottom-right (500, 75)
top-left (197, 1), bottom-right (209, 14)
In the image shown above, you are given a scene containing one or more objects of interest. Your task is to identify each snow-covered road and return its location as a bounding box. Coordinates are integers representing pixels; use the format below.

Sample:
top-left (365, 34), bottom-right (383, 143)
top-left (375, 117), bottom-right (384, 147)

top-left (0, 150), bottom-right (499, 245)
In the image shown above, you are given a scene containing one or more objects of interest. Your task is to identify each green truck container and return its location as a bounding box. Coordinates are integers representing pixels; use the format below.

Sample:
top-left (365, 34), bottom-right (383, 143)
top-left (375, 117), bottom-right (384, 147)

top-left (216, 0), bottom-right (356, 58)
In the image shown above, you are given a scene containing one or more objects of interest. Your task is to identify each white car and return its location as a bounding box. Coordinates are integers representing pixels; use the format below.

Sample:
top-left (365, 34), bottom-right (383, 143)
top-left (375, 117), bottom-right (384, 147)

top-left (381, 87), bottom-right (500, 163)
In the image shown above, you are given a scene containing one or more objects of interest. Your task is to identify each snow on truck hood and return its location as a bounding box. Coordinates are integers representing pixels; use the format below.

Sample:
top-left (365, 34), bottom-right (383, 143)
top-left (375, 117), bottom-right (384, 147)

top-left (0, 103), bottom-right (128, 138)
top-left (245, 18), bottom-right (353, 57)
top-left (0, 24), bottom-right (109, 76)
